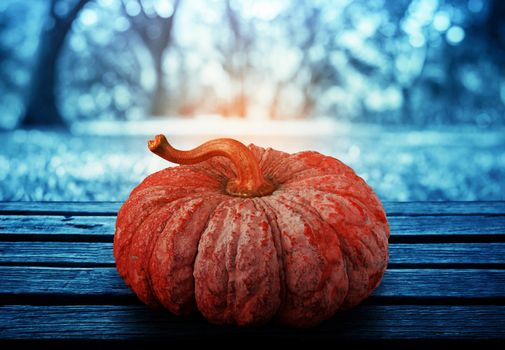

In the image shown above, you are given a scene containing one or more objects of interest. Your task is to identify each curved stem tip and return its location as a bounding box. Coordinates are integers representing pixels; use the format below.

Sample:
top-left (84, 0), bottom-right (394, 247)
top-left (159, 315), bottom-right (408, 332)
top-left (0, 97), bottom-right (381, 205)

top-left (148, 135), bottom-right (275, 197)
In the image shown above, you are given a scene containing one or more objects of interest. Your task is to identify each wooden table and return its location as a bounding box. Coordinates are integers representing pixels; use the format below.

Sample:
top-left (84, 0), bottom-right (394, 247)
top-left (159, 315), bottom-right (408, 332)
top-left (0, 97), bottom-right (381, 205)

top-left (1, 201), bottom-right (504, 345)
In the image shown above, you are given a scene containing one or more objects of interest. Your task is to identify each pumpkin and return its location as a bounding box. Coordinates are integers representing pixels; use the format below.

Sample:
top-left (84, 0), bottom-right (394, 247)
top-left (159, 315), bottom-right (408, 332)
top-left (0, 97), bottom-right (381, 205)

top-left (114, 135), bottom-right (389, 327)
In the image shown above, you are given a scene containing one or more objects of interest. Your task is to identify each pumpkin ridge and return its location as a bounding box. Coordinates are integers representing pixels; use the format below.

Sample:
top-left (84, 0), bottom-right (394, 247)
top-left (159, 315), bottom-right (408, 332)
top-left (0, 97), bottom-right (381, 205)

top-left (270, 152), bottom-right (356, 186)
top-left (232, 199), bottom-right (281, 325)
top-left (280, 186), bottom-right (386, 254)
top-left (143, 196), bottom-right (207, 309)
top-left (204, 155), bottom-right (238, 180)
top-left (224, 200), bottom-right (242, 322)
top-left (270, 189), bottom-right (352, 289)
top-left (286, 174), bottom-right (389, 223)
top-left (270, 193), bottom-right (349, 298)
top-left (115, 188), bottom-right (178, 280)
top-left (253, 197), bottom-right (287, 315)
top-left (148, 194), bottom-right (227, 315)
top-left (282, 174), bottom-right (389, 243)
top-left (115, 187), bottom-right (169, 245)
top-left (278, 190), bottom-right (376, 307)
top-left (193, 198), bottom-right (238, 323)
top-left (188, 157), bottom-right (236, 187)
top-left (117, 185), bottom-right (208, 242)
top-left (262, 194), bottom-right (348, 327)
top-left (125, 199), bottom-right (184, 307)
top-left (253, 146), bottom-right (290, 180)
top-left (194, 198), bottom-right (282, 326)
top-left (144, 206), bottom-right (181, 308)
top-left (253, 145), bottom-right (268, 169)
top-left (132, 167), bottom-right (222, 196)
top-left (117, 183), bottom-right (220, 298)
top-left (118, 211), bottom-right (162, 303)
top-left (284, 188), bottom-right (388, 309)
top-left (264, 152), bottom-right (309, 185)
top-left (119, 187), bottom-right (205, 275)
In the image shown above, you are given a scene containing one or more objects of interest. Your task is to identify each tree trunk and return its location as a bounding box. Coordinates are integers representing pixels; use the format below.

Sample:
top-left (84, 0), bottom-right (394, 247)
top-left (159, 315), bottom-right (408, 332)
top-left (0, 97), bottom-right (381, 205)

top-left (401, 86), bottom-right (412, 124)
top-left (150, 54), bottom-right (168, 116)
top-left (133, 0), bottom-right (180, 117)
top-left (23, 29), bottom-right (65, 126)
top-left (22, 0), bottom-right (90, 127)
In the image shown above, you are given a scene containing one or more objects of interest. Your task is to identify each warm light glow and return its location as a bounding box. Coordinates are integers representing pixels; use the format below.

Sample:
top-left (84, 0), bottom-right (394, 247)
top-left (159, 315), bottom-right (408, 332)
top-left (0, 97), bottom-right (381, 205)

top-left (71, 115), bottom-right (352, 153)
top-left (72, 115), bottom-right (349, 136)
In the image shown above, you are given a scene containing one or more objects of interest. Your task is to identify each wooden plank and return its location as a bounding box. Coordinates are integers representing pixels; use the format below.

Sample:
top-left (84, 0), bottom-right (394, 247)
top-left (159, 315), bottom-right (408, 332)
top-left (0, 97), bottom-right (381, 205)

top-left (0, 215), bottom-right (115, 235)
top-left (0, 201), bottom-right (504, 216)
top-left (1, 215), bottom-right (504, 237)
top-left (0, 304), bottom-right (504, 340)
top-left (389, 215), bottom-right (505, 235)
top-left (0, 202), bottom-right (122, 216)
top-left (385, 201), bottom-right (505, 216)
top-left (1, 267), bottom-right (504, 299)
top-left (0, 242), bottom-right (115, 265)
top-left (389, 243), bottom-right (505, 266)
top-left (2, 242), bottom-right (505, 266)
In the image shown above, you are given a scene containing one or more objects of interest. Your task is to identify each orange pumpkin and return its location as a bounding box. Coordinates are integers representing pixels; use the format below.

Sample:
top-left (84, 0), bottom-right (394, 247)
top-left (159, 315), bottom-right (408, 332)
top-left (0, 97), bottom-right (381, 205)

top-left (114, 135), bottom-right (389, 327)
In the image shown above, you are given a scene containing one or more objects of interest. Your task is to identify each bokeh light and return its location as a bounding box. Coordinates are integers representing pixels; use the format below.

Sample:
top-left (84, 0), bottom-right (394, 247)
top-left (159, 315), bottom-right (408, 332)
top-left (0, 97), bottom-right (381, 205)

top-left (0, 0), bottom-right (504, 201)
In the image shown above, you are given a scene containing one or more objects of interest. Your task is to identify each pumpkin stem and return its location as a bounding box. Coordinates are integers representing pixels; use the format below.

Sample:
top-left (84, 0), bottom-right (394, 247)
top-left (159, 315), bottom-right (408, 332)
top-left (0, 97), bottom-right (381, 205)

top-left (148, 135), bottom-right (275, 197)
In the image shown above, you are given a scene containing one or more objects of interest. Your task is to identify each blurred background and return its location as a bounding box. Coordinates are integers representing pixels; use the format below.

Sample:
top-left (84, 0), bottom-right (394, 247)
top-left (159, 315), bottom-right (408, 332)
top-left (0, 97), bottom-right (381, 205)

top-left (0, 0), bottom-right (504, 201)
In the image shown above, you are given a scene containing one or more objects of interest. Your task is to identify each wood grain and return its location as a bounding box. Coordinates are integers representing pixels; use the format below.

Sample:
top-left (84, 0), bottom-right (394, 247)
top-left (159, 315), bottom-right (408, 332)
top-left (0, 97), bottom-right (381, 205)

top-left (2, 242), bottom-right (505, 266)
top-left (1, 215), bottom-right (504, 237)
top-left (1, 266), bottom-right (504, 300)
top-left (1, 304), bottom-right (504, 340)
top-left (1, 201), bottom-right (504, 216)
top-left (1, 201), bottom-right (504, 342)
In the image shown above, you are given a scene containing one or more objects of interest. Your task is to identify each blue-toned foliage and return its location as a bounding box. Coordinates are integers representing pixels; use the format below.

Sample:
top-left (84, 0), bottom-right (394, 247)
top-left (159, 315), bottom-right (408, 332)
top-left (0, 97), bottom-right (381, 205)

top-left (0, 0), bottom-right (504, 125)
top-left (0, 0), bottom-right (504, 201)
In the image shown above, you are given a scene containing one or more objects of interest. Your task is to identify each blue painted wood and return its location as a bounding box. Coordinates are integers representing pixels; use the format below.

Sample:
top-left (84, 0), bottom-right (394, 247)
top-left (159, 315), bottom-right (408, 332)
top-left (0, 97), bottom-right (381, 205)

top-left (1, 266), bottom-right (504, 300)
top-left (1, 201), bottom-right (504, 215)
top-left (0, 201), bottom-right (504, 342)
top-left (1, 305), bottom-right (504, 340)
top-left (1, 214), bottom-right (504, 236)
top-left (2, 242), bottom-right (505, 266)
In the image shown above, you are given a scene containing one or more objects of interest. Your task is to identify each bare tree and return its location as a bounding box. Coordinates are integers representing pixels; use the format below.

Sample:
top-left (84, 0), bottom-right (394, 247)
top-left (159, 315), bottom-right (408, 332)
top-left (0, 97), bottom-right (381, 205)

top-left (0, 15), bottom-right (20, 97)
top-left (22, 0), bottom-right (91, 126)
top-left (121, 0), bottom-right (181, 116)
top-left (268, 1), bottom-right (329, 119)
top-left (215, 0), bottom-right (255, 118)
